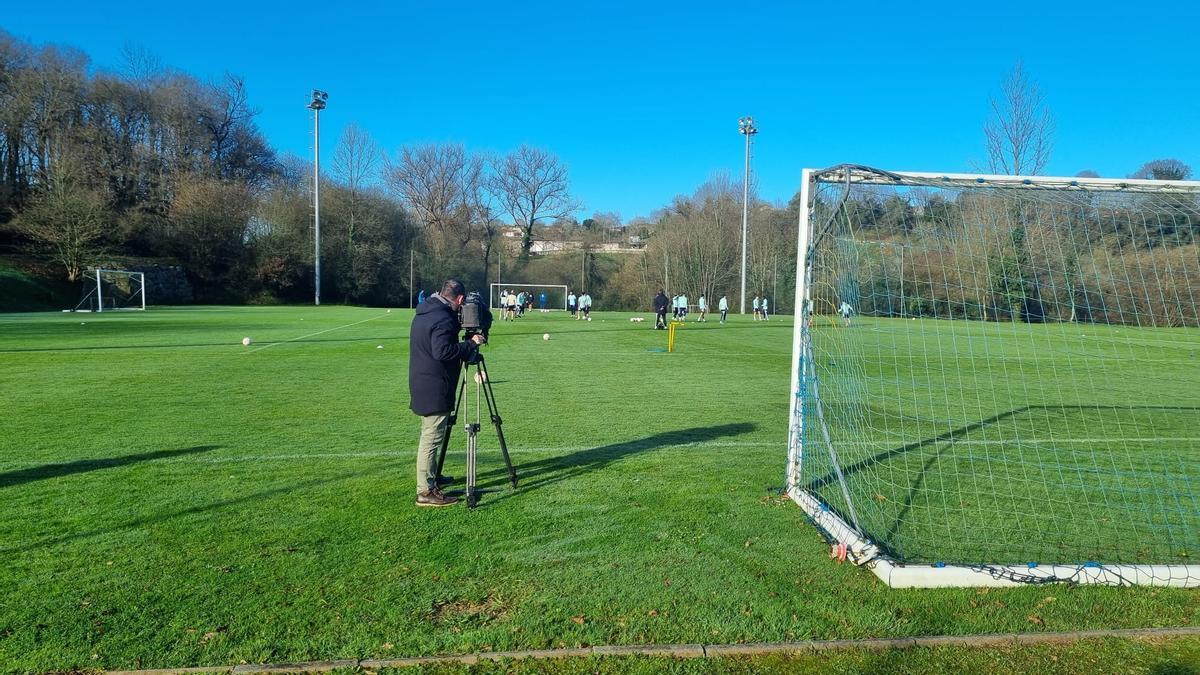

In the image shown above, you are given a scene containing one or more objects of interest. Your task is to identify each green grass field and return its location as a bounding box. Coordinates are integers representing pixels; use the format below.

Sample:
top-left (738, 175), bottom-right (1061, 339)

top-left (805, 316), bottom-right (1200, 567)
top-left (0, 306), bottom-right (1196, 671)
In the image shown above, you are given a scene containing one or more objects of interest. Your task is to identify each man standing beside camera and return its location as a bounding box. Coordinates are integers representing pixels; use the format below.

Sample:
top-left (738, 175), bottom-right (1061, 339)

top-left (409, 279), bottom-right (484, 507)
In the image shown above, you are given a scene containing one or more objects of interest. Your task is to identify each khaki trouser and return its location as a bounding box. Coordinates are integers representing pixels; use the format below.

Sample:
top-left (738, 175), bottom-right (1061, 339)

top-left (417, 413), bottom-right (450, 494)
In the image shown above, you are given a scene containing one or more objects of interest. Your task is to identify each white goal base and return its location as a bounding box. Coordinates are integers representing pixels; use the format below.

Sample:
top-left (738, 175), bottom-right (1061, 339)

top-left (788, 487), bottom-right (1200, 588)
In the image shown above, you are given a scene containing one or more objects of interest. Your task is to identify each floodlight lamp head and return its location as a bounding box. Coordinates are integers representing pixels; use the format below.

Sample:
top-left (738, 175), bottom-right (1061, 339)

top-left (307, 89), bottom-right (329, 110)
top-left (739, 116), bottom-right (757, 135)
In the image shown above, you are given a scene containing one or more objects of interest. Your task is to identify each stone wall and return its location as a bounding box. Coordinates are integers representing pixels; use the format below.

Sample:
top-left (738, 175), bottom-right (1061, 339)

top-left (133, 265), bottom-right (194, 305)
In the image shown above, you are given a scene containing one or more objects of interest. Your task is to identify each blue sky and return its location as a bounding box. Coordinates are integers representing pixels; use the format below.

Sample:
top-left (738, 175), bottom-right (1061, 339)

top-left (4, 1), bottom-right (1198, 221)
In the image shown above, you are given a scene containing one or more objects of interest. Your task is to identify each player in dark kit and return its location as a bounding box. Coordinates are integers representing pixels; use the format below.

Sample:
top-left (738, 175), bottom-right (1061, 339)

top-left (653, 289), bottom-right (670, 330)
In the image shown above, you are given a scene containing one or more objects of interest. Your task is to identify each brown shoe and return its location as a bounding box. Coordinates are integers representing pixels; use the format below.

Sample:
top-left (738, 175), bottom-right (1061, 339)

top-left (416, 488), bottom-right (459, 507)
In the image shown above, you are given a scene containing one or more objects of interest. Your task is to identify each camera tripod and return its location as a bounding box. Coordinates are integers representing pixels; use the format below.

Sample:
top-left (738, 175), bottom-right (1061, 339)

top-left (435, 353), bottom-right (517, 508)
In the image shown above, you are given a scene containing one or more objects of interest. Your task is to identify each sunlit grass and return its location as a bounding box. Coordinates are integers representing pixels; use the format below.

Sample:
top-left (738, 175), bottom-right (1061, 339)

top-left (0, 307), bottom-right (1195, 670)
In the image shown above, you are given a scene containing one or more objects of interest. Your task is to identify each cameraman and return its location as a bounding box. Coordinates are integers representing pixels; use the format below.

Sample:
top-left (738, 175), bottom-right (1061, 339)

top-left (409, 279), bottom-right (484, 507)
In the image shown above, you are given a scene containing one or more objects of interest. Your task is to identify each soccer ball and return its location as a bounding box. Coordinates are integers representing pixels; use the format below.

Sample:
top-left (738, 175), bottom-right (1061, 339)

top-left (587, 317), bottom-right (592, 322)
top-left (474, 371), bottom-right (488, 384)
top-left (543, 333), bottom-right (550, 341)
top-left (242, 337), bottom-right (252, 346)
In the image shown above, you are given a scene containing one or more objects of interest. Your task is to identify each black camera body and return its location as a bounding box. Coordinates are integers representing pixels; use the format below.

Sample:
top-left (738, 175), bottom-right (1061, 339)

top-left (460, 291), bottom-right (492, 363)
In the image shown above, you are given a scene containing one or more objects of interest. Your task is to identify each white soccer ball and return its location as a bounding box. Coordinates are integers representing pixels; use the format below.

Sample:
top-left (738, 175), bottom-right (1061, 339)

top-left (377, 345), bottom-right (384, 349)
top-left (242, 337), bottom-right (252, 346)
top-left (386, 309), bottom-right (391, 313)
top-left (543, 333), bottom-right (550, 341)
top-left (474, 371), bottom-right (488, 384)
top-left (587, 317), bottom-right (592, 321)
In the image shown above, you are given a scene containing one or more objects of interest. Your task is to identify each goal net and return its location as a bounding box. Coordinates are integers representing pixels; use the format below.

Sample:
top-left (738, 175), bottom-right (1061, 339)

top-left (489, 283), bottom-right (569, 311)
top-left (73, 269), bottom-right (146, 312)
top-left (787, 165), bottom-right (1200, 587)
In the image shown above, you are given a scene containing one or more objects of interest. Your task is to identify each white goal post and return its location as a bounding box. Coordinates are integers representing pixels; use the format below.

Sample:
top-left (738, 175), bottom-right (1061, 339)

top-left (72, 269), bottom-right (147, 312)
top-left (489, 283), bottom-right (569, 310)
top-left (787, 165), bottom-right (1200, 588)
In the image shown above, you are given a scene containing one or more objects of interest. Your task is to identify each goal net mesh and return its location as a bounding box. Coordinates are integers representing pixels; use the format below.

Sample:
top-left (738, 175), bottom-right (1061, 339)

top-left (793, 167), bottom-right (1199, 575)
top-left (76, 269), bottom-right (145, 312)
top-left (489, 284), bottom-right (568, 310)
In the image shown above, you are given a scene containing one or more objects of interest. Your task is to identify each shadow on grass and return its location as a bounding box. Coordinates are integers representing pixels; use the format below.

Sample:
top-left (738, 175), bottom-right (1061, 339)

top-left (1, 465), bottom-right (387, 555)
top-left (805, 404), bottom-right (1200, 494)
top-left (0, 445), bottom-right (222, 489)
top-left (473, 422), bottom-right (756, 505)
top-left (803, 404), bottom-right (1200, 560)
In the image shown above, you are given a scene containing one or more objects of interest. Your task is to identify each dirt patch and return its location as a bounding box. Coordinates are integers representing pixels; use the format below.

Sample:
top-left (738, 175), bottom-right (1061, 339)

top-left (429, 592), bottom-right (509, 626)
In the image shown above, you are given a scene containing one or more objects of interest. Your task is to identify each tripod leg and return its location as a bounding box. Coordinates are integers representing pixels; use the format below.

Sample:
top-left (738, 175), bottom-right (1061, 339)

top-left (478, 359), bottom-right (518, 488)
top-left (466, 424), bottom-right (479, 508)
top-left (435, 364), bottom-right (469, 477)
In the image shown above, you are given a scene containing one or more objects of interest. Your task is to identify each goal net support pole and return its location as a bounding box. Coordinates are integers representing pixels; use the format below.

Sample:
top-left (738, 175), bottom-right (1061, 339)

top-left (73, 269), bottom-right (147, 312)
top-left (786, 165), bottom-right (1200, 588)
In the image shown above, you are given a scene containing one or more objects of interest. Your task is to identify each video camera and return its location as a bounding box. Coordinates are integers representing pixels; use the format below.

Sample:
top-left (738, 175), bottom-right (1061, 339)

top-left (459, 291), bottom-right (493, 362)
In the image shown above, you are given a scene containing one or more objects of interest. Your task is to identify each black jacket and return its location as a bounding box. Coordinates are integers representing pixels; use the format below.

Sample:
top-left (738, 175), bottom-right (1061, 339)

top-left (409, 295), bottom-right (474, 415)
top-left (653, 292), bottom-right (669, 313)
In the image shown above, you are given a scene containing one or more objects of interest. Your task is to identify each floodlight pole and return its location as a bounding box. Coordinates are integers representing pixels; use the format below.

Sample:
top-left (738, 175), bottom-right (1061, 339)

top-left (738, 116), bottom-right (757, 314)
top-left (308, 90), bottom-right (328, 306)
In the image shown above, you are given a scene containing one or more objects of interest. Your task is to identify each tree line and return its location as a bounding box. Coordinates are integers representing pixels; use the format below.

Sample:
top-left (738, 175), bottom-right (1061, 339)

top-left (813, 178), bottom-right (1200, 328)
top-left (0, 30), bottom-right (800, 311)
top-left (1, 37), bottom-right (1192, 317)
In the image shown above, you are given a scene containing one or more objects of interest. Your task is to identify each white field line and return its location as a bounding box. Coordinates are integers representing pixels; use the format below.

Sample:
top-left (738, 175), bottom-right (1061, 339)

top-left (140, 437), bottom-right (1200, 464)
top-left (6, 438), bottom-right (1193, 472)
top-left (243, 312), bottom-right (392, 354)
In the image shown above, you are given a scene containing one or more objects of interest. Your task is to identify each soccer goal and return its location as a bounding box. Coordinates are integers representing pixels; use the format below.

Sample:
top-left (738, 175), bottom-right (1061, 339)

top-left (787, 165), bottom-right (1200, 588)
top-left (489, 283), bottom-right (569, 311)
top-left (73, 269), bottom-right (146, 312)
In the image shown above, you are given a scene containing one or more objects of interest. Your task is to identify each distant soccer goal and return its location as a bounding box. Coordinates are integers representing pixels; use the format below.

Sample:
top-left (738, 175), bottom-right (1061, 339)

top-left (489, 283), bottom-right (569, 311)
top-left (73, 269), bottom-right (146, 312)
top-left (787, 165), bottom-right (1200, 588)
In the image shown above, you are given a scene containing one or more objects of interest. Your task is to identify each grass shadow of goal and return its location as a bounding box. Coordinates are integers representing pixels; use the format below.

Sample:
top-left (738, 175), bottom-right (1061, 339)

top-left (803, 405), bottom-right (1200, 562)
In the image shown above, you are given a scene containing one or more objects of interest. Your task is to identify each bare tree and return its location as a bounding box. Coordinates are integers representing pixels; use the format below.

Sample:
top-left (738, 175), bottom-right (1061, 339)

top-left (472, 190), bottom-right (503, 286)
top-left (489, 145), bottom-right (581, 255)
top-left (385, 143), bottom-right (479, 253)
top-left (984, 62), bottom-right (1054, 176)
top-left (16, 161), bottom-right (108, 281)
top-left (332, 123), bottom-right (380, 191)
top-left (331, 123), bottom-right (381, 244)
top-left (1131, 159), bottom-right (1192, 181)
top-left (169, 172), bottom-right (253, 284)
top-left (118, 42), bottom-right (164, 87)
